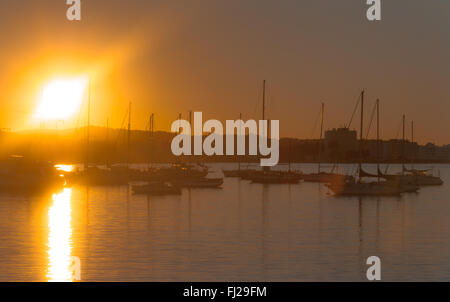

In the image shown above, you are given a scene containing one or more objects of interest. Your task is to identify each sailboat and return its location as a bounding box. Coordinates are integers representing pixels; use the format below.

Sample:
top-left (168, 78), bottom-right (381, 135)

top-left (361, 107), bottom-right (418, 193)
top-left (379, 116), bottom-right (443, 186)
top-left (406, 170), bottom-right (443, 185)
top-left (66, 87), bottom-right (130, 186)
top-left (245, 80), bottom-right (302, 184)
top-left (222, 113), bottom-right (259, 178)
top-left (131, 113), bottom-right (179, 195)
top-left (149, 111), bottom-right (223, 188)
top-left (406, 120), bottom-right (443, 185)
top-left (132, 113), bottom-right (214, 193)
top-left (171, 177), bottom-right (224, 188)
top-left (327, 93), bottom-right (403, 196)
top-left (250, 139), bottom-right (302, 184)
top-left (224, 113), bottom-right (247, 177)
top-left (302, 103), bottom-right (352, 183)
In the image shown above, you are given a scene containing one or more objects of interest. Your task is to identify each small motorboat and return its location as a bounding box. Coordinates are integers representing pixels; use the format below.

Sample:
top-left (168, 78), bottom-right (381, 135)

top-left (326, 178), bottom-right (403, 196)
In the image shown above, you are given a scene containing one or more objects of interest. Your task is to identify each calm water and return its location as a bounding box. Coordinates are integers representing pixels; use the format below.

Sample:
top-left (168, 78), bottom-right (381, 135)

top-left (0, 163), bottom-right (449, 281)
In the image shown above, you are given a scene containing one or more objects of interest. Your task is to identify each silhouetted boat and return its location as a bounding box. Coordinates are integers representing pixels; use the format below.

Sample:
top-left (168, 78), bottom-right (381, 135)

top-left (0, 156), bottom-right (65, 193)
top-left (350, 112), bottom-right (418, 194)
top-left (303, 171), bottom-right (352, 183)
top-left (360, 167), bottom-right (419, 193)
top-left (409, 170), bottom-right (443, 186)
top-left (132, 181), bottom-right (181, 195)
top-left (66, 166), bottom-right (130, 186)
top-left (327, 178), bottom-right (402, 196)
top-left (139, 163), bottom-right (209, 182)
top-left (66, 163), bottom-right (211, 186)
top-left (66, 83), bottom-right (132, 186)
top-left (237, 81), bottom-right (303, 184)
top-left (222, 113), bottom-right (249, 178)
top-left (380, 168), bottom-right (443, 187)
top-left (302, 103), bottom-right (350, 183)
top-left (327, 94), bottom-right (403, 196)
top-left (247, 146), bottom-right (302, 184)
top-left (223, 166), bottom-right (259, 178)
top-left (379, 116), bottom-right (441, 188)
top-left (405, 121), bottom-right (442, 186)
top-left (172, 177), bottom-right (223, 188)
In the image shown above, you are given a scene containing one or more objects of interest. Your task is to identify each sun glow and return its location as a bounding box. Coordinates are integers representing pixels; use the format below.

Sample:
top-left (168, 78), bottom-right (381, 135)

top-left (55, 164), bottom-right (74, 173)
top-left (36, 77), bottom-right (87, 120)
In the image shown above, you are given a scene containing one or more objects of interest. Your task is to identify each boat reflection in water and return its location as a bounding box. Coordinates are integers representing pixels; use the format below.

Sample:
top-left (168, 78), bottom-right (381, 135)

top-left (47, 188), bottom-right (75, 282)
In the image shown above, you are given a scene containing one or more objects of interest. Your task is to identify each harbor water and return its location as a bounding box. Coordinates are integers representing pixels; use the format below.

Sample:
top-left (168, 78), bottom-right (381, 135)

top-left (0, 163), bottom-right (449, 281)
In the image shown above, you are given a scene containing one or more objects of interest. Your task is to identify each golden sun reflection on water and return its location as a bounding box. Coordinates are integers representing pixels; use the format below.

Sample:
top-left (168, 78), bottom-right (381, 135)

top-left (47, 188), bottom-right (74, 282)
top-left (55, 164), bottom-right (73, 172)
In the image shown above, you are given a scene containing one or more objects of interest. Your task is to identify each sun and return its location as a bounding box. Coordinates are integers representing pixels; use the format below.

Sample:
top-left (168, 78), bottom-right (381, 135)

top-left (35, 77), bottom-right (88, 120)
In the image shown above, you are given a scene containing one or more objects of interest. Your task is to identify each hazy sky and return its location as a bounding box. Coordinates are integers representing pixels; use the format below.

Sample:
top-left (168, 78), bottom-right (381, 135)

top-left (0, 0), bottom-right (449, 144)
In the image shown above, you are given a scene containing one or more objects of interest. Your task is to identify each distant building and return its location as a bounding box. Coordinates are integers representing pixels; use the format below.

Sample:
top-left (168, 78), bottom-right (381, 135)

top-left (417, 143), bottom-right (450, 162)
top-left (324, 128), bottom-right (357, 159)
top-left (381, 139), bottom-right (418, 161)
top-left (440, 145), bottom-right (450, 161)
top-left (383, 139), bottom-right (402, 160)
top-left (418, 143), bottom-right (436, 161)
top-left (364, 139), bottom-right (380, 160)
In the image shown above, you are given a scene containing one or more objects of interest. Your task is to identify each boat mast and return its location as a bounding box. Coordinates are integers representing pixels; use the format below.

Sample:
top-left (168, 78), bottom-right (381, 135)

top-left (106, 118), bottom-right (109, 168)
top-left (127, 101), bottom-right (131, 169)
top-left (262, 80), bottom-right (268, 141)
top-left (85, 80), bottom-right (91, 172)
top-left (411, 120), bottom-right (414, 169)
top-left (318, 102), bottom-right (324, 174)
top-left (152, 113), bottom-right (155, 134)
top-left (238, 112), bottom-right (242, 172)
top-left (402, 114), bottom-right (405, 175)
top-left (262, 80), bottom-right (266, 122)
top-left (150, 114), bottom-right (155, 135)
top-left (288, 139), bottom-right (292, 173)
top-left (376, 99), bottom-right (380, 183)
top-left (148, 113), bottom-right (154, 169)
top-left (359, 90), bottom-right (364, 183)
top-left (262, 80), bottom-right (270, 172)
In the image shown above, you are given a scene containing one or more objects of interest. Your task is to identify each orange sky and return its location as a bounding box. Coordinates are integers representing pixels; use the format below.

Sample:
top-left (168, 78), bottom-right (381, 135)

top-left (0, 0), bottom-right (449, 145)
